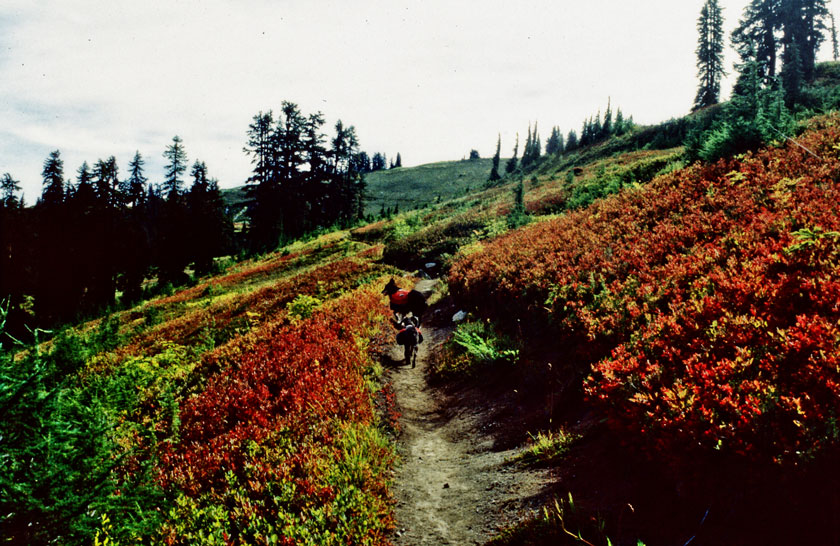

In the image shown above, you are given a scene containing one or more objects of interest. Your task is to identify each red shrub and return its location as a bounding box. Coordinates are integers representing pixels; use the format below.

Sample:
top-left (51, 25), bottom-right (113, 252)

top-left (158, 286), bottom-right (393, 493)
top-left (449, 115), bottom-right (840, 463)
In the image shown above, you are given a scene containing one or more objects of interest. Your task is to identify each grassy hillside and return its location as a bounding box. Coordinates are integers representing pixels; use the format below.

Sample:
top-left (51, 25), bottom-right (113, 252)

top-left (221, 158), bottom-right (498, 220)
top-left (362, 157), bottom-right (496, 215)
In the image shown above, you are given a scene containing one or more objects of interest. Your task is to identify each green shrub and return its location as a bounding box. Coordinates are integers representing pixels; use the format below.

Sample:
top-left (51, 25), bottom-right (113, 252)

top-left (452, 320), bottom-right (519, 366)
top-left (286, 294), bottom-right (322, 320)
top-left (513, 429), bottom-right (582, 467)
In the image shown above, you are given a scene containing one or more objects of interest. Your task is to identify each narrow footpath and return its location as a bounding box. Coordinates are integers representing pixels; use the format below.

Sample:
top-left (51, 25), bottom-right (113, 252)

top-left (386, 282), bottom-right (554, 545)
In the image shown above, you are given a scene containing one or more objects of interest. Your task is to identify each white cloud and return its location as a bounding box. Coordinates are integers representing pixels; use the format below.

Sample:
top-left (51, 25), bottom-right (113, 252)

top-left (1, 0), bottom-right (835, 199)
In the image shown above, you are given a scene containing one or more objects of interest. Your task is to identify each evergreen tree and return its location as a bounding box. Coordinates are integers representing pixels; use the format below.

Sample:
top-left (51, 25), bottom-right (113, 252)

top-left (121, 152), bottom-right (151, 302)
top-left (162, 135), bottom-right (188, 199)
top-left (781, 39), bottom-right (805, 104)
top-left (505, 133), bottom-right (519, 174)
top-left (75, 161), bottom-right (93, 195)
top-left (566, 129), bottom-right (579, 151)
top-left (601, 99), bottom-right (613, 137)
top-left (327, 119), bottom-right (364, 227)
top-left (243, 111), bottom-right (276, 188)
top-left (592, 111), bottom-right (602, 140)
top-left (615, 109), bottom-right (626, 135)
top-left (350, 151), bottom-right (371, 173)
top-left (545, 127), bottom-right (561, 155)
top-left (507, 178), bottom-right (529, 228)
top-left (371, 152), bottom-right (387, 171)
top-left (488, 134), bottom-right (501, 182)
top-left (158, 137), bottom-right (191, 283)
top-left (732, 0), bottom-right (780, 83)
top-left (779, 0), bottom-right (828, 82)
top-left (187, 161), bottom-right (231, 275)
top-left (0, 173), bottom-right (21, 209)
top-left (92, 156), bottom-right (120, 207)
top-left (126, 151), bottom-right (148, 208)
top-left (831, 12), bottom-right (839, 60)
top-left (244, 111), bottom-right (282, 250)
top-left (40, 150), bottom-right (65, 207)
top-left (394, 153), bottom-right (402, 168)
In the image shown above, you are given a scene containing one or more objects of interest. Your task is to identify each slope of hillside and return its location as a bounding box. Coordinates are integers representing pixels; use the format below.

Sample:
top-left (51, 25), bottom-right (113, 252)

top-left (362, 158), bottom-right (497, 216)
top-left (0, 235), bottom-right (409, 544)
top-left (448, 114), bottom-right (840, 544)
top-left (10, 65), bottom-right (840, 544)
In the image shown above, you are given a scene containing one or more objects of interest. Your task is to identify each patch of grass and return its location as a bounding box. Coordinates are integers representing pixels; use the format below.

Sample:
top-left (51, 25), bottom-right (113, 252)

top-left (513, 429), bottom-right (582, 467)
top-left (364, 158), bottom-right (499, 215)
top-left (490, 493), bottom-right (641, 546)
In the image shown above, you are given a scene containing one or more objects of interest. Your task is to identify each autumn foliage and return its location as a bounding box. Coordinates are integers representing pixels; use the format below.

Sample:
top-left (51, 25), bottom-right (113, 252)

top-left (449, 116), bottom-right (840, 464)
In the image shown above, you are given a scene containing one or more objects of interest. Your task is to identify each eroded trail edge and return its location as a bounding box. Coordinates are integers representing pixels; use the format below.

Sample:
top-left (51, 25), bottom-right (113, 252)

top-left (386, 284), bottom-right (554, 545)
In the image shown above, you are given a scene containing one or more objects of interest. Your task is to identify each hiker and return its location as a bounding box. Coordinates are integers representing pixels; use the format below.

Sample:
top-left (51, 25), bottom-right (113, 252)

top-left (396, 315), bottom-right (423, 367)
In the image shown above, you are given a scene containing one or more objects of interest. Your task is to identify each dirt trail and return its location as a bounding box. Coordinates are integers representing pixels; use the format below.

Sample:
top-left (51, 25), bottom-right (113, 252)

top-left (385, 280), bottom-right (554, 545)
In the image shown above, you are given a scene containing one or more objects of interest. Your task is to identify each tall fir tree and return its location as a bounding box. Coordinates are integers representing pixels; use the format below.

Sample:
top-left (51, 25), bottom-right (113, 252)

top-left (601, 99), bottom-right (613, 138)
top-left (0, 173), bottom-right (21, 209)
top-left (566, 129), bottom-right (578, 151)
top-left (505, 133), bottom-right (519, 174)
top-left (831, 12), bottom-right (839, 60)
top-left (162, 135), bottom-right (188, 199)
top-left (40, 150), bottom-right (65, 207)
top-left (779, 0), bottom-right (828, 82)
top-left (694, 0), bottom-right (726, 112)
top-left (488, 134), bottom-right (501, 182)
top-left (126, 151), bottom-right (148, 208)
top-left (732, 0), bottom-right (780, 83)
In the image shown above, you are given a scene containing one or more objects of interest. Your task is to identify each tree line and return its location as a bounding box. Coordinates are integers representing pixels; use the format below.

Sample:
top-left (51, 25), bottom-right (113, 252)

top-left (487, 100), bottom-right (635, 182)
top-left (695, 0), bottom-right (831, 110)
top-left (488, 0), bottom-right (837, 185)
top-left (0, 101), bottom-right (375, 336)
top-left (690, 0), bottom-right (835, 161)
top-left (0, 141), bottom-right (232, 335)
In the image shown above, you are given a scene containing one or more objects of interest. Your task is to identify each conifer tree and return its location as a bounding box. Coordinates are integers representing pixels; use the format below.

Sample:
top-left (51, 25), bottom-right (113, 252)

top-left (615, 109), bottom-right (626, 135)
top-left (566, 129), bottom-right (579, 151)
top-left (505, 133), bottom-right (519, 174)
top-left (162, 135), bottom-right (188, 199)
top-left (695, 0), bottom-right (726, 110)
top-left (831, 12), bottom-right (839, 60)
top-left (371, 153), bottom-right (387, 171)
top-left (40, 150), bottom-right (65, 207)
top-left (0, 173), bottom-right (21, 209)
top-left (244, 111), bottom-right (276, 188)
top-left (75, 161), bottom-right (93, 194)
top-left (187, 160), bottom-right (231, 275)
top-left (92, 156), bottom-right (120, 207)
top-left (126, 151), bottom-right (148, 208)
top-left (601, 99), bottom-right (613, 138)
top-left (488, 134), bottom-right (501, 182)
top-left (732, 0), bottom-right (779, 83)
top-left (545, 126), bottom-right (562, 155)
top-left (394, 153), bottom-right (402, 168)
top-left (779, 0), bottom-right (828, 82)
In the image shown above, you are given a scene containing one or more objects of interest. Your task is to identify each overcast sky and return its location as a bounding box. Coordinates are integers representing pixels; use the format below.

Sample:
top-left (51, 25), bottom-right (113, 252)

top-left (1, 0), bottom-right (836, 201)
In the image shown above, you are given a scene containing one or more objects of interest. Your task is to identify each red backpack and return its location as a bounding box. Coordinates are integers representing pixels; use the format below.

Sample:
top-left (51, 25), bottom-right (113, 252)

top-left (389, 290), bottom-right (410, 306)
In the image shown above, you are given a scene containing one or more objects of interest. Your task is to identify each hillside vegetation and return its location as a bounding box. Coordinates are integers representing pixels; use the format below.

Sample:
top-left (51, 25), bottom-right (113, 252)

top-left (7, 62), bottom-right (840, 544)
top-left (362, 157), bottom-right (496, 215)
top-left (0, 236), bottom-right (408, 545)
